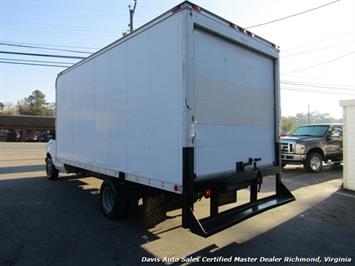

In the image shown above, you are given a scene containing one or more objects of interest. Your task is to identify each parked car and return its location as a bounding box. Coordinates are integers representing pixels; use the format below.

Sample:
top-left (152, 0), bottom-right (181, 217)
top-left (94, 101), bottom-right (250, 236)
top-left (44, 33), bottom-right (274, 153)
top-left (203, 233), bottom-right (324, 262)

top-left (25, 134), bottom-right (38, 142)
top-left (281, 123), bottom-right (343, 173)
top-left (6, 131), bottom-right (21, 142)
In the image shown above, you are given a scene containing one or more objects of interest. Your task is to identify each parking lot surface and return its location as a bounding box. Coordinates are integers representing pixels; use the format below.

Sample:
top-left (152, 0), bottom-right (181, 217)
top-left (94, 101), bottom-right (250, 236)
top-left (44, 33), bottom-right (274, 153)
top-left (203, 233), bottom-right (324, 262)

top-left (0, 142), bottom-right (354, 266)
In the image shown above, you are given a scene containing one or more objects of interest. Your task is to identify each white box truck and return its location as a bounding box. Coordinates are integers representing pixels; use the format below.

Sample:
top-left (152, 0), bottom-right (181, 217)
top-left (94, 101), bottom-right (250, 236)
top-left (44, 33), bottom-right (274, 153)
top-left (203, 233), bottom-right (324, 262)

top-left (46, 1), bottom-right (294, 237)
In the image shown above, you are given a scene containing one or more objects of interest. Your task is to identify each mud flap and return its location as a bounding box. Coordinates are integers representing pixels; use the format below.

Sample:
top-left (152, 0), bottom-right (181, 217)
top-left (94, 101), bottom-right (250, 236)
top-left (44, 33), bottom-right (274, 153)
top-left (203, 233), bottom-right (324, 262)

top-left (143, 194), bottom-right (167, 228)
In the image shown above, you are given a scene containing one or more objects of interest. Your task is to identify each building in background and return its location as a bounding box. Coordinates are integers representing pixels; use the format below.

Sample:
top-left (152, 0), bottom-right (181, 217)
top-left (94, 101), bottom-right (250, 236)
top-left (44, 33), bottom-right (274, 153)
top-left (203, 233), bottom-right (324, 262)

top-left (340, 100), bottom-right (355, 191)
top-left (0, 115), bottom-right (55, 142)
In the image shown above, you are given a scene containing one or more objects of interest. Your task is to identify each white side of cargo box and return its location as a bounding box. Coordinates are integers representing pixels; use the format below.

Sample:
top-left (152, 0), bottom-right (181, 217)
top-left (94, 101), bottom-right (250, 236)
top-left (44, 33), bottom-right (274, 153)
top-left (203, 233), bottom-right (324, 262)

top-left (55, 6), bottom-right (280, 193)
top-left (56, 12), bottom-right (186, 193)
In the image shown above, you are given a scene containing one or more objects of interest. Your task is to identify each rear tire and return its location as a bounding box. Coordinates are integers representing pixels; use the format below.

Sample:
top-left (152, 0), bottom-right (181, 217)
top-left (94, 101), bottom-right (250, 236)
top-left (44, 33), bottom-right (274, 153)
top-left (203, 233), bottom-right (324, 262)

top-left (100, 179), bottom-right (127, 219)
top-left (304, 152), bottom-right (323, 173)
top-left (46, 157), bottom-right (59, 180)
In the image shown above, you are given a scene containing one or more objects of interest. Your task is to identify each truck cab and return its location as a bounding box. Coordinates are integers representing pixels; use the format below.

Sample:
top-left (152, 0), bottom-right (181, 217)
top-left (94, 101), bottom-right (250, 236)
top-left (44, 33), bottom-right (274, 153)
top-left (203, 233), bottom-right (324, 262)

top-left (281, 123), bottom-right (343, 172)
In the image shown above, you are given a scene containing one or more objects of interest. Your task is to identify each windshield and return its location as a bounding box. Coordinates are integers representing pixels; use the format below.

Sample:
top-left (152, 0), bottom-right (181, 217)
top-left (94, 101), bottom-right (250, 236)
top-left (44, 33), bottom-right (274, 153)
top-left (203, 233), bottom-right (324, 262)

top-left (291, 126), bottom-right (329, 137)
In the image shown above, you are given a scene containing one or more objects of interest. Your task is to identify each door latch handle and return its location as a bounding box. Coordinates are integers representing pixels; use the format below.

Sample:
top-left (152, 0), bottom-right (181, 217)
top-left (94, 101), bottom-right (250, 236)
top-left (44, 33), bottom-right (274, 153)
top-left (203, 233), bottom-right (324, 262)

top-left (191, 116), bottom-right (197, 143)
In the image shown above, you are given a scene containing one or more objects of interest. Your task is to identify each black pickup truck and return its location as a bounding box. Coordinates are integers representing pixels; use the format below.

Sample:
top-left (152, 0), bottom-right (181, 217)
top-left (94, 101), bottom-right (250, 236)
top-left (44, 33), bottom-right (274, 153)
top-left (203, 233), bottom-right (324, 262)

top-left (281, 123), bottom-right (343, 173)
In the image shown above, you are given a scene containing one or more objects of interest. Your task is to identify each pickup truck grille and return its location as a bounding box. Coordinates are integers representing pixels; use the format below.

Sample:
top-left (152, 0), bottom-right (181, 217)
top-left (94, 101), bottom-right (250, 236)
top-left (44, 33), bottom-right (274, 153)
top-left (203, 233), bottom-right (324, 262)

top-left (281, 142), bottom-right (293, 153)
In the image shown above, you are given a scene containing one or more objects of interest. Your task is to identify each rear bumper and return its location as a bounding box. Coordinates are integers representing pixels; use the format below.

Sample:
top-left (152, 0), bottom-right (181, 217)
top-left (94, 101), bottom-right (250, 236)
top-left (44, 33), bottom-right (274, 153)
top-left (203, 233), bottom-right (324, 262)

top-left (281, 153), bottom-right (307, 163)
top-left (188, 183), bottom-right (294, 237)
top-left (182, 164), bottom-right (295, 237)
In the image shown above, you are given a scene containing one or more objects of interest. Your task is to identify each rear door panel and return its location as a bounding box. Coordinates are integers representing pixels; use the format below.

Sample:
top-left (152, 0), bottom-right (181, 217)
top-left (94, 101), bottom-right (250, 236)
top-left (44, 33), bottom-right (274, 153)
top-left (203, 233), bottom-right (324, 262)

top-left (194, 29), bottom-right (276, 176)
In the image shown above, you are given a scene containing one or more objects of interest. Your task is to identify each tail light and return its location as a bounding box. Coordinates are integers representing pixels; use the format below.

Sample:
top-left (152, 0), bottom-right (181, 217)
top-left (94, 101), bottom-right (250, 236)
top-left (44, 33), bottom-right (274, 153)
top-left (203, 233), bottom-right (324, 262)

top-left (204, 188), bottom-right (213, 198)
top-left (237, 26), bottom-right (246, 33)
top-left (272, 43), bottom-right (280, 49)
top-left (171, 4), bottom-right (182, 14)
top-left (192, 4), bottom-right (201, 12)
top-left (173, 184), bottom-right (181, 192)
top-left (246, 30), bottom-right (255, 37)
top-left (229, 22), bottom-right (236, 29)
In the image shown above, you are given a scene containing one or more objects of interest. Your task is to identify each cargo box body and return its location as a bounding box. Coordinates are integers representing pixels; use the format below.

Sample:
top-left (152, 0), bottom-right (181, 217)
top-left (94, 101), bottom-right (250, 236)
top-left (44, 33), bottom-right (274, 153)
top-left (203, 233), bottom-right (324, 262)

top-left (56, 2), bottom-right (280, 194)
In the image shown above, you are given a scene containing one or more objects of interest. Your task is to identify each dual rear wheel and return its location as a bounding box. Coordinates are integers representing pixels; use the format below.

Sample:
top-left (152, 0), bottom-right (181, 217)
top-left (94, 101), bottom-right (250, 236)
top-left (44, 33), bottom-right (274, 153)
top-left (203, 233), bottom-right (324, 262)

top-left (100, 178), bottom-right (139, 219)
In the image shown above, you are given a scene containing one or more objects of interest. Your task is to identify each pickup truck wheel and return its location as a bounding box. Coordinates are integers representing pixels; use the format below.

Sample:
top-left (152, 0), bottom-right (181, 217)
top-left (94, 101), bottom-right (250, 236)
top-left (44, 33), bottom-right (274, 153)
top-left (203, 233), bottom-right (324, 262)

top-left (46, 157), bottom-right (59, 180)
top-left (304, 152), bottom-right (323, 173)
top-left (100, 179), bottom-right (127, 219)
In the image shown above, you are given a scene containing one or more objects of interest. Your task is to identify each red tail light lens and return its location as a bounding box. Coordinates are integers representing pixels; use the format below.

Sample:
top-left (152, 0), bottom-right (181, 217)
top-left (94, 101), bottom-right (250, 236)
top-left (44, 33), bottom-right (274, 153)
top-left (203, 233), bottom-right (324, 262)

top-left (237, 26), bottom-right (246, 33)
top-left (172, 4), bottom-right (182, 13)
top-left (246, 30), bottom-right (254, 37)
top-left (204, 188), bottom-right (213, 198)
top-left (192, 4), bottom-right (201, 12)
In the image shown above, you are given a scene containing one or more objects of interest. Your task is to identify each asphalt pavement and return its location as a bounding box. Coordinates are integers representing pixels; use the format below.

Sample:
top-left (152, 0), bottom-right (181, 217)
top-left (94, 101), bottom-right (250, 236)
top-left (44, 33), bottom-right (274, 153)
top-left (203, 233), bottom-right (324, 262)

top-left (0, 142), bottom-right (354, 266)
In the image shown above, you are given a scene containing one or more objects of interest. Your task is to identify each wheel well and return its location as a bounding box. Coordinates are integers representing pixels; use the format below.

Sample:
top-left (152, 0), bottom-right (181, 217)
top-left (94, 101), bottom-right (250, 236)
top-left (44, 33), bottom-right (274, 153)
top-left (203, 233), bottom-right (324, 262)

top-left (307, 148), bottom-right (324, 160)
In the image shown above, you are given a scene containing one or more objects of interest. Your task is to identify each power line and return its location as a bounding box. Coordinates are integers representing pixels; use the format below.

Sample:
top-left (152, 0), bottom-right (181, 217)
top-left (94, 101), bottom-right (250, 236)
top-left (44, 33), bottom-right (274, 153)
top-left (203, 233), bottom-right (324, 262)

top-left (282, 32), bottom-right (352, 52)
top-left (0, 51), bottom-right (85, 59)
top-left (282, 37), bottom-right (334, 52)
top-left (282, 51), bottom-right (355, 74)
top-left (0, 60), bottom-right (69, 68)
top-left (282, 42), bottom-right (352, 58)
top-left (246, 0), bottom-right (341, 29)
top-left (0, 40), bottom-right (98, 50)
top-left (281, 87), bottom-right (355, 96)
top-left (0, 42), bottom-right (93, 54)
top-left (281, 80), bottom-right (355, 91)
top-left (0, 57), bottom-right (73, 65)
top-left (0, 21), bottom-right (115, 38)
top-left (281, 78), bottom-right (355, 88)
top-left (280, 73), bottom-right (336, 80)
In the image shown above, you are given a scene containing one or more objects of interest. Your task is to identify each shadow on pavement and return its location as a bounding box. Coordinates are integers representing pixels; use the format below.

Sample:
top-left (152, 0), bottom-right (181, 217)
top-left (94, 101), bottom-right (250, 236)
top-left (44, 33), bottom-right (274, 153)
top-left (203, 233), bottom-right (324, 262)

top-left (171, 188), bottom-right (355, 266)
top-left (0, 175), bottom-right (165, 266)
top-left (0, 164), bottom-right (45, 174)
top-left (259, 164), bottom-right (343, 194)
top-left (0, 166), bottom-right (352, 266)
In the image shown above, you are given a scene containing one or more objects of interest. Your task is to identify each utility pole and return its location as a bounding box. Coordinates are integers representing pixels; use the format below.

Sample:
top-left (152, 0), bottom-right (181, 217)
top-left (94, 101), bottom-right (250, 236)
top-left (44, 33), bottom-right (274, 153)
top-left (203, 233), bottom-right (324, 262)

top-left (128, 0), bottom-right (137, 33)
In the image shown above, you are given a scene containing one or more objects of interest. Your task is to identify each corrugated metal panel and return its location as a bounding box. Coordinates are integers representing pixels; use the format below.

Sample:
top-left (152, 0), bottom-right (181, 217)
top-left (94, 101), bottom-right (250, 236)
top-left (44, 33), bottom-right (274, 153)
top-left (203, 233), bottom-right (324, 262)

top-left (194, 29), bottom-right (276, 176)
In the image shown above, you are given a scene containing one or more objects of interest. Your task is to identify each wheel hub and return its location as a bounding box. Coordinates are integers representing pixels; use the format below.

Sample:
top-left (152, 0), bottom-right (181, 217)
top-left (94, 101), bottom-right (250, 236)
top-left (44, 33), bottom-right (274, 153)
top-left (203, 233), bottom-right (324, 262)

top-left (310, 156), bottom-right (321, 171)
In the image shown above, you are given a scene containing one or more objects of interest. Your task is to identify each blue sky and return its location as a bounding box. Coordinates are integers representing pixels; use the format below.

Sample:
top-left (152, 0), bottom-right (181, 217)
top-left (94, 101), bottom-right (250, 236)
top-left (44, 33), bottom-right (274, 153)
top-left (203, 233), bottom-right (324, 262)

top-left (1, 0), bottom-right (355, 118)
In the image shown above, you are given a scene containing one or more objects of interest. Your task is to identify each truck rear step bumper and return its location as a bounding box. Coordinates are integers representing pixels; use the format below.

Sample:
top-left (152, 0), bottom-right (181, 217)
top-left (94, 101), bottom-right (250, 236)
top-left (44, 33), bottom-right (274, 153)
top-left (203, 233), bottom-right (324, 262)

top-left (181, 148), bottom-right (295, 237)
top-left (187, 180), bottom-right (294, 237)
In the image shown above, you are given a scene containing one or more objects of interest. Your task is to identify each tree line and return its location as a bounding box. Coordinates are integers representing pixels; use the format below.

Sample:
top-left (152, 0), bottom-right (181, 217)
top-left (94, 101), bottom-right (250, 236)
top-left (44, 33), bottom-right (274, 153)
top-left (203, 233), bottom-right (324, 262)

top-left (0, 90), bottom-right (55, 116)
top-left (281, 111), bottom-right (342, 134)
top-left (1, 91), bottom-right (342, 129)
